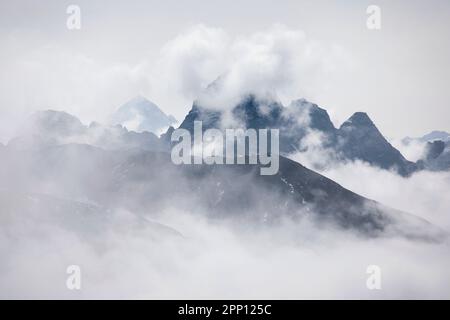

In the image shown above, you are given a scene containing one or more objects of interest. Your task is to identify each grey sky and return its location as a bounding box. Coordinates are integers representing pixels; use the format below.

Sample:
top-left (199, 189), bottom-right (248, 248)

top-left (0, 0), bottom-right (449, 142)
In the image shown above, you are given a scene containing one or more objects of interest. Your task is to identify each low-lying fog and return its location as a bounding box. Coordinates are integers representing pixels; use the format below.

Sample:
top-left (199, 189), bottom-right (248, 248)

top-left (1, 149), bottom-right (449, 299)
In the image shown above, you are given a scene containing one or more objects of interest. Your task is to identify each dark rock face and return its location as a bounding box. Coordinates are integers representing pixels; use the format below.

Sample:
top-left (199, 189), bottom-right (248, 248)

top-left (336, 112), bottom-right (418, 176)
top-left (160, 126), bottom-right (175, 145)
top-left (179, 104), bottom-right (222, 133)
top-left (179, 95), bottom-right (327, 153)
top-left (418, 140), bottom-right (450, 171)
top-left (178, 95), bottom-right (417, 176)
top-left (424, 140), bottom-right (446, 161)
top-left (290, 99), bottom-right (336, 135)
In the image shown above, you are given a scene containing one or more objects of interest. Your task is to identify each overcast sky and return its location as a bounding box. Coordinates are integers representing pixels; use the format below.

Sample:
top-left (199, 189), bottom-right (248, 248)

top-left (0, 0), bottom-right (449, 142)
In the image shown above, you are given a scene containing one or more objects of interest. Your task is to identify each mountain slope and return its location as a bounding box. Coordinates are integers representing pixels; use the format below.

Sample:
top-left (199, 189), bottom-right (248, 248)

top-left (0, 190), bottom-right (182, 242)
top-left (0, 144), bottom-right (443, 241)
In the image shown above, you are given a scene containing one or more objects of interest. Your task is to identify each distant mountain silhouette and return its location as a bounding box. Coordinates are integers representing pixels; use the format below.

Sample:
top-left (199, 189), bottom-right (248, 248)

top-left (109, 96), bottom-right (177, 134)
top-left (402, 130), bottom-right (450, 171)
top-left (403, 130), bottom-right (450, 144)
top-left (8, 110), bottom-right (165, 152)
top-left (417, 140), bottom-right (450, 171)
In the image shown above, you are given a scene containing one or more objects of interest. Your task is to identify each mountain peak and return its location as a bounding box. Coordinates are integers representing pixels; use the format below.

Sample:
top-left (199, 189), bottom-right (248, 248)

top-left (117, 96), bottom-right (160, 113)
top-left (289, 99), bottom-right (336, 134)
top-left (110, 96), bottom-right (177, 134)
top-left (33, 109), bottom-right (82, 122)
top-left (341, 112), bottom-right (375, 128)
top-left (28, 109), bottom-right (86, 136)
top-left (336, 111), bottom-right (417, 176)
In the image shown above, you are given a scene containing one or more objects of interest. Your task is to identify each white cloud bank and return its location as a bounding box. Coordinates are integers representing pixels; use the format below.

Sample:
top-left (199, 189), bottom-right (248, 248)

top-left (322, 162), bottom-right (450, 230)
top-left (0, 24), bottom-right (348, 142)
top-left (1, 207), bottom-right (449, 299)
top-left (157, 24), bottom-right (348, 111)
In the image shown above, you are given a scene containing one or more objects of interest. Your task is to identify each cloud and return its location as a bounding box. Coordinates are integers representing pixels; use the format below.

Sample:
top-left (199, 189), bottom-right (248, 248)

top-left (1, 204), bottom-right (449, 299)
top-left (0, 24), bottom-right (347, 142)
top-left (0, 43), bottom-right (151, 142)
top-left (392, 138), bottom-right (427, 162)
top-left (320, 161), bottom-right (450, 230)
top-left (156, 24), bottom-right (230, 100)
top-left (291, 144), bottom-right (450, 230)
top-left (164, 24), bottom-right (348, 110)
top-left (0, 143), bottom-right (449, 299)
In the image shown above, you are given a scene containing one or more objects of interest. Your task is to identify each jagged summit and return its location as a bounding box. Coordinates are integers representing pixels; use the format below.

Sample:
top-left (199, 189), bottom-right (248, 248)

top-left (160, 126), bottom-right (175, 143)
top-left (289, 99), bottom-right (336, 134)
top-left (341, 112), bottom-right (375, 128)
top-left (178, 92), bottom-right (418, 176)
top-left (110, 96), bottom-right (177, 134)
top-left (336, 112), bottom-right (417, 175)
